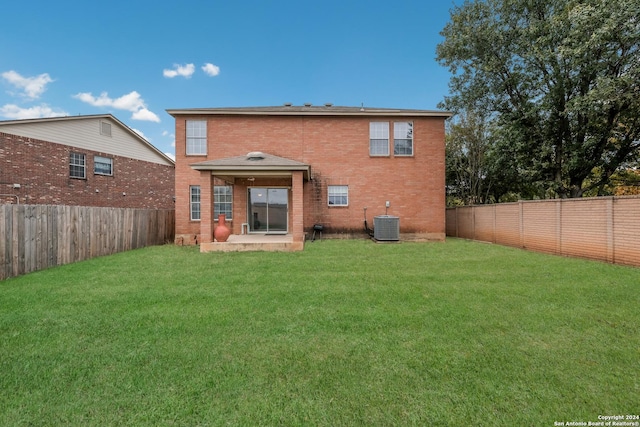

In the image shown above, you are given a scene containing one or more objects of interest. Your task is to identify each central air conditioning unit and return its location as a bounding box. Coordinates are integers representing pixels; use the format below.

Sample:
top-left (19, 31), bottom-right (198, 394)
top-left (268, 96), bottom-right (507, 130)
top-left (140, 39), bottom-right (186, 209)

top-left (373, 215), bottom-right (400, 241)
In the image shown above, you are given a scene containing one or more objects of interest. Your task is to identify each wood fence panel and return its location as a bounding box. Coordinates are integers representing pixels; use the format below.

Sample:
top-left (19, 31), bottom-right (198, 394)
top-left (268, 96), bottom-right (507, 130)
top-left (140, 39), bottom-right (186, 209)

top-left (0, 205), bottom-right (10, 279)
top-left (0, 205), bottom-right (175, 280)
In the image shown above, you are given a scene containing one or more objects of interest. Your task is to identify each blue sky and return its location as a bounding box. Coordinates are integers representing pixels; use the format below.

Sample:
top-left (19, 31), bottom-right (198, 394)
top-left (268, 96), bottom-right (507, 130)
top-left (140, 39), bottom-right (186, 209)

top-left (0, 0), bottom-right (457, 159)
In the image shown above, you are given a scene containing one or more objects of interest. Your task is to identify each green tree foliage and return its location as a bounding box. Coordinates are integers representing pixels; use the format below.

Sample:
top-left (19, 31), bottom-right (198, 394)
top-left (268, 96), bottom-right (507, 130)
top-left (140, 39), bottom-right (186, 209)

top-left (446, 112), bottom-right (493, 205)
top-left (437, 0), bottom-right (640, 198)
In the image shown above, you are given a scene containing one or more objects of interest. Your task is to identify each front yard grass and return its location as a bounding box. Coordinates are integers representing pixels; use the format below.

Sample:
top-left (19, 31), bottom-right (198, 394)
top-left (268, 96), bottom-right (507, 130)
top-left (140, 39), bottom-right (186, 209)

top-left (1, 238), bottom-right (638, 426)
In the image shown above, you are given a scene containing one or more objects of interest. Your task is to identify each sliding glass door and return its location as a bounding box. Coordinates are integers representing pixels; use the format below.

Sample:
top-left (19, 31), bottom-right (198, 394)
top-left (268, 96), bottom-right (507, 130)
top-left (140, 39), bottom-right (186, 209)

top-left (248, 188), bottom-right (288, 234)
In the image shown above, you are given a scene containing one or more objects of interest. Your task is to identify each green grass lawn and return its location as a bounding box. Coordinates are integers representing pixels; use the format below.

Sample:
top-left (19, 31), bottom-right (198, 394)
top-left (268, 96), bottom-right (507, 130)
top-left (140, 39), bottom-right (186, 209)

top-left (1, 239), bottom-right (638, 426)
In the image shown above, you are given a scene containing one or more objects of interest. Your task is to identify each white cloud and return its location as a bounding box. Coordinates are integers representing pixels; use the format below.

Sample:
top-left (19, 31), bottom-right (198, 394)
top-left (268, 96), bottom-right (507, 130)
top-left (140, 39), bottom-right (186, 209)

top-left (164, 152), bottom-right (176, 161)
top-left (0, 103), bottom-right (68, 119)
top-left (74, 91), bottom-right (143, 110)
top-left (1, 70), bottom-right (53, 99)
top-left (132, 108), bottom-right (160, 122)
top-left (163, 63), bottom-right (195, 78)
top-left (202, 63), bottom-right (220, 77)
top-left (73, 90), bottom-right (160, 122)
top-left (162, 130), bottom-right (176, 147)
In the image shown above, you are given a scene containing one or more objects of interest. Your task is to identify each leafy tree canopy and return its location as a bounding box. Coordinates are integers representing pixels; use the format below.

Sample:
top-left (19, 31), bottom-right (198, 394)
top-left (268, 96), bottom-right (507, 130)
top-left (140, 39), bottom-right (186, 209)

top-left (437, 0), bottom-right (640, 198)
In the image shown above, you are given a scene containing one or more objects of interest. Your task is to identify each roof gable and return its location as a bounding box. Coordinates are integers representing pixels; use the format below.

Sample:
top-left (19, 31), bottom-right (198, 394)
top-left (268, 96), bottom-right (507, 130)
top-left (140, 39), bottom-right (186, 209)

top-left (0, 114), bottom-right (174, 166)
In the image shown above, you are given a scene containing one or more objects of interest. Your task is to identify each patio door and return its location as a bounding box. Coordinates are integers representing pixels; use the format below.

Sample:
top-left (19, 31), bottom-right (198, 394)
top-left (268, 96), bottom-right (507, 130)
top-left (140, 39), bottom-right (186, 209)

top-left (248, 188), bottom-right (288, 234)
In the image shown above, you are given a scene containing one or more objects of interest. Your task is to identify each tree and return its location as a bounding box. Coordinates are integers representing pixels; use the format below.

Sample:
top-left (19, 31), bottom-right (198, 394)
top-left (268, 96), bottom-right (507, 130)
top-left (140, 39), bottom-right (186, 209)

top-left (437, 0), bottom-right (640, 198)
top-left (445, 111), bottom-right (493, 205)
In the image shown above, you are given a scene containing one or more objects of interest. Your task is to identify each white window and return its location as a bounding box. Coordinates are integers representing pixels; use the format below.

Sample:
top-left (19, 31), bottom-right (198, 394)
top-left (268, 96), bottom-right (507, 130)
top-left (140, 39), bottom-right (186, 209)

top-left (69, 152), bottom-right (86, 179)
top-left (186, 120), bottom-right (207, 155)
top-left (394, 122), bottom-right (413, 156)
top-left (214, 185), bottom-right (233, 219)
top-left (94, 156), bottom-right (113, 176)
top-left (190, 186), bottom-right (201, 220)
top-left (369, 122), bottom-right (389, 156)
top-left (328, 185), bottom-right (348, 206)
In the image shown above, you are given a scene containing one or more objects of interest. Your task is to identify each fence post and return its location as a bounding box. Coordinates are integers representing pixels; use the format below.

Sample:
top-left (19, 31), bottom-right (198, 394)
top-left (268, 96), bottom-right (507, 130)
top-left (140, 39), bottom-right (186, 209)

top-left (519, 201), bottom-right (524, 248)
top-left (556, 200), bottom-right (562, 255)
top-left (607, 197), bottom-right (614, 263)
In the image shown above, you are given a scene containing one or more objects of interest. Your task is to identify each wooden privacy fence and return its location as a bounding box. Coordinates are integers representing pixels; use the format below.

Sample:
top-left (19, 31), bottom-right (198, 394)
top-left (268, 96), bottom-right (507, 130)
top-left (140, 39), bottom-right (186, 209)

top-left (1, 205), bottom-right (175, 280)
top-left (446, 196), bottom-right (640, 268)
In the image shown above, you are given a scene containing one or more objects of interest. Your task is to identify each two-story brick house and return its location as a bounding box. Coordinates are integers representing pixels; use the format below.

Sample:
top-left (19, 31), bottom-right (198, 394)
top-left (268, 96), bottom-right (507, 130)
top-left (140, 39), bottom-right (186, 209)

top-left (0, 114), bottom-right (175, 209)
top-left (167, 105), bottom-right (451, 251)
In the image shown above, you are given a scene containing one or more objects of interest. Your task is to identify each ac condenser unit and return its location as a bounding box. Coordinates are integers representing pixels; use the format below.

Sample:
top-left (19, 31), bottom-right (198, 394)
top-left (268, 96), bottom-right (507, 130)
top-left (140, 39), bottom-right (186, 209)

top-left (373, 215), bottom-right (400, 241)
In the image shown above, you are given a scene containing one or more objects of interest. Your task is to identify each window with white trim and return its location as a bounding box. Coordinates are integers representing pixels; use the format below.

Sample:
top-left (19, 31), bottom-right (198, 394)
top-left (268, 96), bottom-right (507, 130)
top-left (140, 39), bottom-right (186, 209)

top-left (186, 120), bottom-right (207, 155)
top-left (214, 185), bottom-right (233, 219)
top-left (190, 186), bottom-right (201, 220)
top-left (369, 122), bottom-right (389, 156)
top-left (394, 122), bottom-right (413, 156)
top-left (94, 156), bottom-right (113, 176)
top-left (328, 185), bottom-right (348, 206)
top-left (69, 152), bottom-right (86, 179)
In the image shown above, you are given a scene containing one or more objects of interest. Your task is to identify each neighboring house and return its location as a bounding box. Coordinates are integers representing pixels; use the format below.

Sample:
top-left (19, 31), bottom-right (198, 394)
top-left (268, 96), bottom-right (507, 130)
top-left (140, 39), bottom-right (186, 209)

top-left (0, 114), bottom-right (175, 209)
top-left (167, 105), bottom-right (452, 251)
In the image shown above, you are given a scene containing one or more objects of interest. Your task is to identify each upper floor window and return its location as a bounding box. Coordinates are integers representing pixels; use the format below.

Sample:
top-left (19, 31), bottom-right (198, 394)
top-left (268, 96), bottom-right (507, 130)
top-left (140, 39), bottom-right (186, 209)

top-left (190, 185), bottom-right (201, 220)
top-left (369, 122), bottom-right (389, 156)
top-left (186, 120), bottom-right (207, 155)
top-left (69, 152), bottom-right (86, 179)
top-left (94, 156), bottom-right (113, 176)
top-left (214, 185), bottom-right (233, 219)
top-left (394, 122), bottom-right (413, 156)
top-left (328, 185), bottom-right (348, 206)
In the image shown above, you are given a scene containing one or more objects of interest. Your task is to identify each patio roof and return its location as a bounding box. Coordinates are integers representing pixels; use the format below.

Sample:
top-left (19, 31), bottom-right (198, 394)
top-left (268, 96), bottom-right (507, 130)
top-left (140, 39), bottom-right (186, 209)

top-left (190, 152), bottom-right (311, 180)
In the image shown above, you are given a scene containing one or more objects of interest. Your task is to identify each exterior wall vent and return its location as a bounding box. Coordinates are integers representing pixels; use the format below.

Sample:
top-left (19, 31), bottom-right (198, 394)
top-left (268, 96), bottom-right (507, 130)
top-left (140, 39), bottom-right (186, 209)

top-left (374, 215), bottom-right (400, 241)
top-left (100, 121), bottom-right (112, 137)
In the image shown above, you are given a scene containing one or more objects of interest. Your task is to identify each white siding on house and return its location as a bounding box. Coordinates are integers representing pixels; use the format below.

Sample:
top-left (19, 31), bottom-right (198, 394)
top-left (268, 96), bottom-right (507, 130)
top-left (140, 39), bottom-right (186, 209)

top-left (0, 116), bottom-right (173, 166)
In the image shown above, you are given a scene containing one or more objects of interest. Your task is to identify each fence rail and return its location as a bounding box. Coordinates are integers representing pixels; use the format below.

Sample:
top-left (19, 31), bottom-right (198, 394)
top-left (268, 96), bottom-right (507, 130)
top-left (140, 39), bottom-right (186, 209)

top-left (446, 196), bottom-right (640, 268)
top-left (1, 205), bottom-right (175, 280)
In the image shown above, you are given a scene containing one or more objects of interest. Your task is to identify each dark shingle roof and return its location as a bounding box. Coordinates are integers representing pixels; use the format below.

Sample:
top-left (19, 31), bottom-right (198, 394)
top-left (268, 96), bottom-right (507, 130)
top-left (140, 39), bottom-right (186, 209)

top-left (167, 105), bottom-right (452, 117)
top-left (190, 152), bottom-right (311, 180)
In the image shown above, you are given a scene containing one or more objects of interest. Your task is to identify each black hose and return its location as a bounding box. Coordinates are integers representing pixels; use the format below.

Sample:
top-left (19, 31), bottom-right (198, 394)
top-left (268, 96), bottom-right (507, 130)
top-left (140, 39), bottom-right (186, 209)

top-left (363, 209), bottom-right (374, 237)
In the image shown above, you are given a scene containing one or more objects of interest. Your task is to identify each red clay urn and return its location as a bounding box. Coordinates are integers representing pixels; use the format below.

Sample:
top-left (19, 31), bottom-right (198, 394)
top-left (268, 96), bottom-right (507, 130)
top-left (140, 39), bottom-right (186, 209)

top-left (214, 214), bottom-right (231, 242)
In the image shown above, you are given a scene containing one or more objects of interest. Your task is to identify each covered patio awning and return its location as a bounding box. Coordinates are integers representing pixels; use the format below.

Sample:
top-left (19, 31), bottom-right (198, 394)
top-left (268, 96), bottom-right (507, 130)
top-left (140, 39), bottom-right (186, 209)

top-left (190, 151), bottom-right (311, 181)
top-left (192, 152), bottom-right (309, 251)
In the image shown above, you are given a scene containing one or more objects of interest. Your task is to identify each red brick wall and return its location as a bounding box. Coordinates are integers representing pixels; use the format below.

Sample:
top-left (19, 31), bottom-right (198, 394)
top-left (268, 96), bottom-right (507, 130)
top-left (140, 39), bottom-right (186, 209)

top-left (174, 114), bottom-right (447, 242)
top-left (1, 132), bottom-right (175, 209)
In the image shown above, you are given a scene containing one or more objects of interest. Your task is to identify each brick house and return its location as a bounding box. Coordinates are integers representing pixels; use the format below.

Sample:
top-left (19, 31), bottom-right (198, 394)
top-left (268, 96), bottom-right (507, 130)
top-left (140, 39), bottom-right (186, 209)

top-left (0, 114), bottom-right (175, 209)
top-left (167, 105), bottom-right (451, 251)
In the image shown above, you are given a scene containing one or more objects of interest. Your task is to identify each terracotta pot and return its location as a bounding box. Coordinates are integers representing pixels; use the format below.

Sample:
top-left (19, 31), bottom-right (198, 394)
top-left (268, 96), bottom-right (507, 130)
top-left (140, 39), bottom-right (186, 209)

top-left (214, 214), bottom-right (231, 242)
